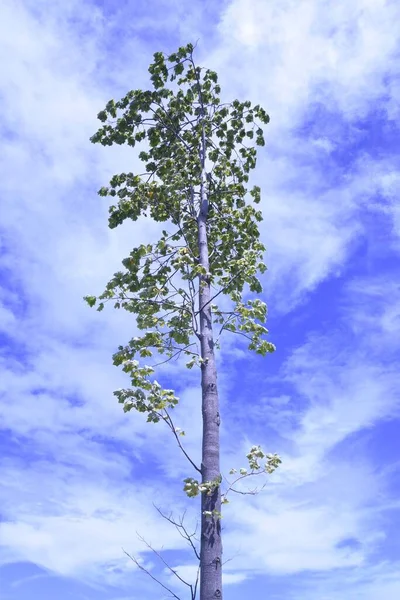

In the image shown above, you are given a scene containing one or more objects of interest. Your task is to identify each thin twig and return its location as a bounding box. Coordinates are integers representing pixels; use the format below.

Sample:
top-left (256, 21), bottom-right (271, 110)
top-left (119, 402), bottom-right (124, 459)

top-left (154, 505), bottom-right (201, 561)
top-left (123, 548), bottom-right (182, 600)
top-left (163, 409), bottom-right (202, 474)
top-left (136, 533), bottom-right (194, 591)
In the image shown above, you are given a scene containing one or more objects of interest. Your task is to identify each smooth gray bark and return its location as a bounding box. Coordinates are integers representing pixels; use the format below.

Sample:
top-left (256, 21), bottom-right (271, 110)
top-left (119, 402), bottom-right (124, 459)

top-left (197, 124), bottom-right (222, 600)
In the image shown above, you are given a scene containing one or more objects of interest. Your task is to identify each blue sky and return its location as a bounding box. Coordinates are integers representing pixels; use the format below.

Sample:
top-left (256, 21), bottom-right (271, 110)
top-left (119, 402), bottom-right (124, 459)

top-left (1, 0), bottom-right (400, 598)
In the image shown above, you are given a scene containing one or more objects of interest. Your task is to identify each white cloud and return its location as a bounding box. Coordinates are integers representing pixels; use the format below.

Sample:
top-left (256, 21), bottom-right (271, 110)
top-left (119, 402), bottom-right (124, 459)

top-left (208, 271), bottom-right (400, 579)
top-left (0, 451), bottom-right (196, 588)
top-left (288, 561), bottom-right (400, 600)
top-left (0, 0), bottom-right (400, 597)
top-left (205, 0), bottom-right (400, 309)
top-left (344, 277), bottom-right (400, 348)
top-left (163, 563), bottom-right (247, 590)
top-left (216, 0), bottom-right (400, 124)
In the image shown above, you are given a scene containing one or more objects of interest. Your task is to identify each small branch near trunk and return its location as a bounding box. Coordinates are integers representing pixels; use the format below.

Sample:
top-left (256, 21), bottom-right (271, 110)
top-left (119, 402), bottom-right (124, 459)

top-left (123, 547), bottom-right (182, 600)
top-left (154, 504), bottom-right (201, 561)
top-left (163, 408), bottom-right (202, 474)
top-left (124, 530), bottom-right (199, 600)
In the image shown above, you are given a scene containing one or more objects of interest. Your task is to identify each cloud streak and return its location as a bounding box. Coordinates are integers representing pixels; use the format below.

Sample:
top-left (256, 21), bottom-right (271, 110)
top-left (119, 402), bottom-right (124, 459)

top-left (1, 1), bottom-right (400, 599)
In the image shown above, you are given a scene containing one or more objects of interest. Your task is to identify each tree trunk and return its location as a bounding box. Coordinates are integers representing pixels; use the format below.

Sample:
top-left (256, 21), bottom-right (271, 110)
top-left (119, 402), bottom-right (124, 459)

top-left (197, 129), bottom-right (223, 600)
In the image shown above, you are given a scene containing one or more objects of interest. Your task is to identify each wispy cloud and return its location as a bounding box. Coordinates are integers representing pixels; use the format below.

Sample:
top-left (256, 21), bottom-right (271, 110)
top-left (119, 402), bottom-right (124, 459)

top-left (1, 0), bottom-right (400, 599)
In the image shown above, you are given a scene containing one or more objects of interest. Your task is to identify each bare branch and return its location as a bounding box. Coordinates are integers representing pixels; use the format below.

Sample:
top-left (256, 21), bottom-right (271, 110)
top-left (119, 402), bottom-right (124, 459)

top-left (163, 409), bottom-right (202, 474)
top-left (216, 313), bottom-right (237, 342)
top-left (123, 548), bottom-right (182, 600)
top-left (136, 533), bottom-right (194, 591)
top-left (193, 564), bottom-right (200, 600)
top-left (154, 505), bottom-right (201, 562)
top-left (151, 343), bottom-right (198, 369)
top-left (193, 266), bottom-right (247, 317)
top-left (223, 469), bottom-right (268, 498)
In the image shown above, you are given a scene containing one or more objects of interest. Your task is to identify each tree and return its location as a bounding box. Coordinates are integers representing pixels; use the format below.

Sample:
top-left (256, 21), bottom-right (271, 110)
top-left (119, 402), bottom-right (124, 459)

top-left (85, 42), bottom-right (281, 600)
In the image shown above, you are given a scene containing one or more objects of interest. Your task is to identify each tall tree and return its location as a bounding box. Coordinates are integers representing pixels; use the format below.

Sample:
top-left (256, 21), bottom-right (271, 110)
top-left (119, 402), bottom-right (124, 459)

top-left (85, 43), bottom-right (280, 600)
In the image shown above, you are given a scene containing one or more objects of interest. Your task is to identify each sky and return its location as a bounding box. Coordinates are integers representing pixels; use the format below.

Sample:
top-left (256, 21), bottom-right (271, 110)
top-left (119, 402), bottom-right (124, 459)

top-left (0, 0), bottom-right (400, 599)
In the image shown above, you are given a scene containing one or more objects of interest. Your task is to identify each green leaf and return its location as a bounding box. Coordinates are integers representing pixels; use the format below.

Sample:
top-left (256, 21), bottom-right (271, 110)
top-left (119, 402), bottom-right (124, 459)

top-left (88, 42), bottom-right (277, 512)
top-left (84, 295), bottom-right (97, 307)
